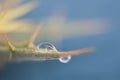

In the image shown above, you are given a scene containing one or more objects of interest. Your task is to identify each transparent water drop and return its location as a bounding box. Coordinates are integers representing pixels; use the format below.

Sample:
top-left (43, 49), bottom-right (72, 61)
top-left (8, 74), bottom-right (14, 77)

top-left (59, 56), bottom-right (71, 63)
top-left (37, 42), bottom-right (57, 51)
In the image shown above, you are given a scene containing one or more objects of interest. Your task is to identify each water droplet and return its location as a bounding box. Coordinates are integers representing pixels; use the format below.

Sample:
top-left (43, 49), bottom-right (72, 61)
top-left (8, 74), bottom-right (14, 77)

top-left (59, 56), bottom-right (71, 63)
top-left (38, 42), bottom-right (57, 51)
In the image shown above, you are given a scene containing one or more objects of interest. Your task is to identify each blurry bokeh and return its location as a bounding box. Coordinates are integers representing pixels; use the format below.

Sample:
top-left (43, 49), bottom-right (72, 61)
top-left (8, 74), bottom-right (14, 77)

top-left (0, 0), bottom-right (120, 80)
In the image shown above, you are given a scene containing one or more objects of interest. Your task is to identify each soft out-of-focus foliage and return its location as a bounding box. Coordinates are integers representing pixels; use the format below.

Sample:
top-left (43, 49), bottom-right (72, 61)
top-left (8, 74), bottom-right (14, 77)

top-left (0, 0), bottom-right (110, 43)
top-left (0, 0), bottom-right (36, 33)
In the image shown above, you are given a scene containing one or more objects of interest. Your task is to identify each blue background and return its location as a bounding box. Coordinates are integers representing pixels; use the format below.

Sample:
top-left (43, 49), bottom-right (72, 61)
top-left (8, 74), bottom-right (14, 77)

top-left (0, 0), bottom-right (120, 80)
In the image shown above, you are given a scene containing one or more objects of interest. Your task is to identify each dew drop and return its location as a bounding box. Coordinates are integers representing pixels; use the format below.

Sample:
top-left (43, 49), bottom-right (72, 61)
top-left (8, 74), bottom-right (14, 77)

top-left (37, 42), bottom-right (57, 51)
top-left (59, 56), bottom-right (71, 63)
